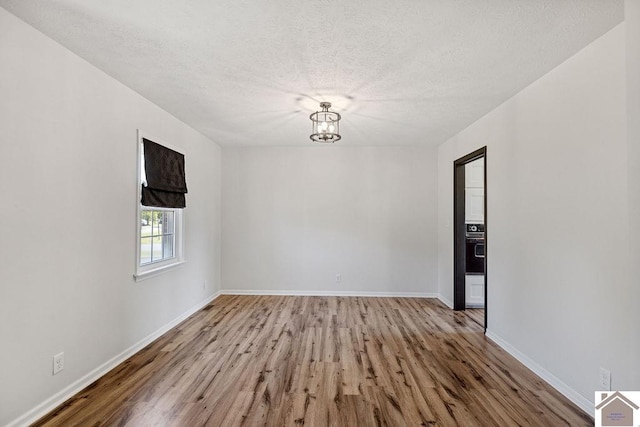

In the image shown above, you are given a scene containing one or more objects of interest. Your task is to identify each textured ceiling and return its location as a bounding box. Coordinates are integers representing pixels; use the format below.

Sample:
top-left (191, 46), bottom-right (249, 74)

top-left (0, 0), bottom-right (624, 147)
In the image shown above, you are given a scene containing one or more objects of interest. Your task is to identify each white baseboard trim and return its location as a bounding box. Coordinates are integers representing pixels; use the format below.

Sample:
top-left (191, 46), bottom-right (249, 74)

top-left (485, 329), bottom-right (593, 416)
top-left (437, 294), bottom-right (454, 308)
top-left (6, 291), bottom-right (221, 427)
top-left (220, 289), bottom-right (439, 298)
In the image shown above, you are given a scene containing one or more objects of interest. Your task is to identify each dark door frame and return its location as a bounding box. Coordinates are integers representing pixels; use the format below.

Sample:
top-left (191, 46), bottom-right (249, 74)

top-left (453, 147), bottom-right (487, 331)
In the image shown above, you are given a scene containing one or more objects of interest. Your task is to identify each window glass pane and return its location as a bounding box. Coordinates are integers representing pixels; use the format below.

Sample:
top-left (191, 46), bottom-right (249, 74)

top-left (141, 212), bottom-right (152, 237)
top-left (163, 211), bottom-right (174, 234)
top-left (140, 237), bottom-right (152, 265)
top-left (152, 237), bottom-right (164, 262)
top-left (141, 211), bottom-right (151, 226)
top-left (162, 233), bottom-right (174, 259)
top-left (159, 211), bottom-right (166, 235)
top-left (151, 211), bottom-right (159, 237)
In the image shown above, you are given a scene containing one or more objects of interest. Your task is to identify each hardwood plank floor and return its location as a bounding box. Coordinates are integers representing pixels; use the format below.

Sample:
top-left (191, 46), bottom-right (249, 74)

top-left (33, 296), bottom-right (592, 426)
top-left (464, 308), bottom-right (484, 328)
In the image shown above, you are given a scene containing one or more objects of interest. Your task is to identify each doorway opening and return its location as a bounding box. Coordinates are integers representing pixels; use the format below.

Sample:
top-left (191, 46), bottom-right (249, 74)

top-left (453, 147), bottom-right (487, 331)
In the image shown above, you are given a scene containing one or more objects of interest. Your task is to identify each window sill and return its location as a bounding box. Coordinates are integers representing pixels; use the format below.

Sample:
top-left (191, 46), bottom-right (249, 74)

top-left (134, 260), bottom-right (186, 282)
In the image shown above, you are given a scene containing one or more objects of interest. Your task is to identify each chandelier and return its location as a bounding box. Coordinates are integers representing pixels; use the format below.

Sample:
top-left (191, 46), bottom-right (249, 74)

top-left (310, 102), bottom-right (341, 143)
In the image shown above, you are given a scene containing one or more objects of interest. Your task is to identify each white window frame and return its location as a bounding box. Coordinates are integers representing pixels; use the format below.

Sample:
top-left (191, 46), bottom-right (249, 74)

top-left (134, 130), bottom-right (185, 281)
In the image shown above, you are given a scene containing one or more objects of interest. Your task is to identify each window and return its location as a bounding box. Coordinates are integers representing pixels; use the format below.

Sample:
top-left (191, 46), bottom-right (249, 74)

top-left (140, 209), bottom-right (175, 265)
top-left (134, 131), bottom-right (186, 281)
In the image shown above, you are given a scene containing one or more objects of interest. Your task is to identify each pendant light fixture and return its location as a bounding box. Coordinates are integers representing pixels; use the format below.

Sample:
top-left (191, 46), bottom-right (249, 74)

top-left (310, 102), bottom-right (341, 143)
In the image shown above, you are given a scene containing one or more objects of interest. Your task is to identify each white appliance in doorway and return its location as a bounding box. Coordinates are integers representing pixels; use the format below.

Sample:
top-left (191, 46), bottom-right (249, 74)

top-left (465, 159), bottom-right (485, 308)
top-left (465, 158), bottom-right (484, 223)
top-left (464, 223), bottom-right (485, 308)
top-left (465, 274), bottom-right (485, 308)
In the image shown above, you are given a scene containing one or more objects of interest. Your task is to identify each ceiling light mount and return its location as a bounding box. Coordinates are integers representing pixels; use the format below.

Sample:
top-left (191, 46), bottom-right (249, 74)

top-left (310, 102), bottom-right (341, 143)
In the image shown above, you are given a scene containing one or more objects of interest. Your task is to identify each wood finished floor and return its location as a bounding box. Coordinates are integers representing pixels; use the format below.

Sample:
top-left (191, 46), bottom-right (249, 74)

top-left (463, 309), bottom-right (484, 328)
top-left (34, 295), bottom-right (592, 426)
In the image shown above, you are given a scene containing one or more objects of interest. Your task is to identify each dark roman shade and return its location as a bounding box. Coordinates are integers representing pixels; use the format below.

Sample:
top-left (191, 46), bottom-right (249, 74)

top-left (141, 138), bottom-right (188, 208)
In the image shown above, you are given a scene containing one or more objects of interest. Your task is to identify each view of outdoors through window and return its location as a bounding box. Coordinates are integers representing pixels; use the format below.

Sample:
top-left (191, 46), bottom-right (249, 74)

top-left (140, 210), bottom-right (175, 265)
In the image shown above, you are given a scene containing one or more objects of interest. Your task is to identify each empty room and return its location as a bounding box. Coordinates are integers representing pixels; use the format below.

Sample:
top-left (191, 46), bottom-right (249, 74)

top-left (1, 1), bottom-right (639, 426)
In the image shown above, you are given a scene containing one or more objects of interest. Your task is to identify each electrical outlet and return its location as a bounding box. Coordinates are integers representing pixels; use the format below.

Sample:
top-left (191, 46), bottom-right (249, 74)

top-left (599, 367), bottom-right (611, 391)
top-left (336, 274), bottom-right (342, 283)
top-left (53, 352), bottom-right (64, 375)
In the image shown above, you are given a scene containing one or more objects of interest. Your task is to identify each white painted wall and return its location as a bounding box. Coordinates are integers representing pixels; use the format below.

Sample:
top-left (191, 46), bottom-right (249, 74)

top-left (438, 23), bottom-right (637, 410)
top-left (0, 8), bottom-right (221, 425)
top-left (222, 146), bottom-right (438, 296)
top-left (625, 0), bottom-right (640, 390)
